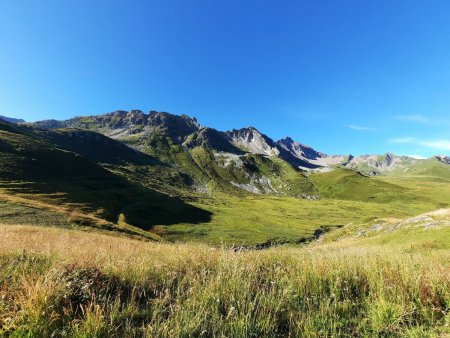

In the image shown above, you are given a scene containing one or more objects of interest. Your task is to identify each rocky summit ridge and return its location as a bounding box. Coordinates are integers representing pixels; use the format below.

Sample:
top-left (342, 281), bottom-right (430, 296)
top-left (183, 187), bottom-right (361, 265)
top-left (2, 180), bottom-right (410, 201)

top-left (32, 109), bottom-right (449, 177)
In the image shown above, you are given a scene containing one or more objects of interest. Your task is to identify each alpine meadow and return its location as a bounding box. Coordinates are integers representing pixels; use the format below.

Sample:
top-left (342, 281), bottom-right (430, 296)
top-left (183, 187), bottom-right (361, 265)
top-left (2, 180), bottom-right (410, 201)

top-left (1, 1), bottom-right (450, 337)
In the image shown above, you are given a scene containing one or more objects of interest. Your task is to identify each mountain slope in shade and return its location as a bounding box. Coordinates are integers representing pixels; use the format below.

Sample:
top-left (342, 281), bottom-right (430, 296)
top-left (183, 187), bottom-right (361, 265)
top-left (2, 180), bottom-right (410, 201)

top-left (0, 115), bottom-right (25, 124)
top-left (183, 127), bottom-right (242, 154)
top-left (0, 119), bottom-right (211, 233)
top-left (276, 137), bottom-right (350, 168)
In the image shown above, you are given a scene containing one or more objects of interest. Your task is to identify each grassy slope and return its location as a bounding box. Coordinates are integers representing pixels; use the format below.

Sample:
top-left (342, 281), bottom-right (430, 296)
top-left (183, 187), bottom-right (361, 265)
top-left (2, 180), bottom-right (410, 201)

top-left (0, 221), bottom-right (448, 337)
top-left (2, 120), bottom-right (450, 246)
top-left (1, 122), bottom-right (449, 334)
top-left (0, 122), bottom-right (211, 238)
top-left (309, 168), bottom-right (410, 202)
top-left (385, 157), bottom-right (450, 179)
top-left (1, 133), bottom-right (448, 245)
top-left (154, 187), bottom-right (449, 245)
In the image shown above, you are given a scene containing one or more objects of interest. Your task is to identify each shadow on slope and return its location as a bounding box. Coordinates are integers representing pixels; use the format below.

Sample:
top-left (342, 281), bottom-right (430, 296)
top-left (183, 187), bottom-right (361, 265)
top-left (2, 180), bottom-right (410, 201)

top-left (0, 120), bottom-right (212, 231)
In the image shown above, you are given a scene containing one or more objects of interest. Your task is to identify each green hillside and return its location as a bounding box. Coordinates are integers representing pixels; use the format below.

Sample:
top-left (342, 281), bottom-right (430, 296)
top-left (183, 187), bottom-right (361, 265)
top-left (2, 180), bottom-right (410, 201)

top-left (0, 121), bottom-right (211, 237)
top-left (2, 118), bottom-right (450, 246)
top-left (309, 168), bottom-right (412, 202)
top-left (395, 157), bottom-right (450, 180)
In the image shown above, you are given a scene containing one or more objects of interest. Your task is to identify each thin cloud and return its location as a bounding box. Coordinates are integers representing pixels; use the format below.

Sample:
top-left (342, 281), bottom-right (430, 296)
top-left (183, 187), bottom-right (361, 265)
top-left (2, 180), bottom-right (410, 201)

top-left (407, 154), bottom-right (426, 159)
top-left (389, 136), bottom-right (450, 152)
top-left (419, 140), bottom-right (450, 151)
top-left (391, 137), bottom-right (416, 144)
top-left (396, 115), bottom-right (430, 124)
top-left (348, 124), bottom-right (373, 131)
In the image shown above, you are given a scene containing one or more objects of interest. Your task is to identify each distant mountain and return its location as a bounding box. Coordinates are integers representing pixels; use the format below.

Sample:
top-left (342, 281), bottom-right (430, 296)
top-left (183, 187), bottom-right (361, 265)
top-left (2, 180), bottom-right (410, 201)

top-left (276, 137), bottom-right (350, 168)
top-left (32, 110), bottom-right (318, 197)
top-left (3, 109), bottom-right (450, 245)
top-left (30, 109), bottom-right (450, 190)
top-left (342, 153), bottom-right (419, 175)
top-left (277, 137), bottom-right (324, 160)
top-left (0, 115), bottom-right (25, 124)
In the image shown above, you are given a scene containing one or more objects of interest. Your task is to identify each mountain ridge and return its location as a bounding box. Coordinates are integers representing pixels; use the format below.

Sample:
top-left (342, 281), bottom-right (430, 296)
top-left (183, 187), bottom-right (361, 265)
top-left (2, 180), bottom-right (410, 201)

top-left (0, 115), bottom-right (25, 124)
top-left (32, 110), bottom-right (449, 174)
top-left (2, 113), bottom-right (450, 244)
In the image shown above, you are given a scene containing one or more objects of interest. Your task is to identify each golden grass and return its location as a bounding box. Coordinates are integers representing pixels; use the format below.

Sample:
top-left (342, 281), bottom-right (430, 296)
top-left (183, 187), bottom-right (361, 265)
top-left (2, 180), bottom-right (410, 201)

top-left (1, 224), bottom-right (449, 337)
top-left (0, 190), bottom-right (111, 226)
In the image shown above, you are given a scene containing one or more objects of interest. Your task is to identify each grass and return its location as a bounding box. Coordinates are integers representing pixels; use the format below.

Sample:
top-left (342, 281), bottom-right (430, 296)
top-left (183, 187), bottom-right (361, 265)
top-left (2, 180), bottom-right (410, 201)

top-left (153, 180), bottom-right (450, 244)
top-left (3, 113), bottom-right (448, 336)
top-left (2, 119), bottom-right (450, 246)
top-left (0, 224), bottom-right (448, 337)
top-left (0, 122), bottom-right (212, 237)
top-left (1, 172), bottom-right (449, 245)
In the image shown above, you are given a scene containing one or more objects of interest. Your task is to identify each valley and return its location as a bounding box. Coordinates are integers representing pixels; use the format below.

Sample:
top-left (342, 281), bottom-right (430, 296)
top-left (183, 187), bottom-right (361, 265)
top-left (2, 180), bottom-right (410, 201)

top-left (1, 111), bottom-right (450, 246)
top-left (1, 111), bottom-right (449, 336)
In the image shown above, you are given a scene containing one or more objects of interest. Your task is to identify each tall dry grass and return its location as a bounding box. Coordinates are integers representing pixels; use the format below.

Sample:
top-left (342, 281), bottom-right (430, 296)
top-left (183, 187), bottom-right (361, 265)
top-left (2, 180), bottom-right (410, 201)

top-left (0, 225), bottom-right (449, 337)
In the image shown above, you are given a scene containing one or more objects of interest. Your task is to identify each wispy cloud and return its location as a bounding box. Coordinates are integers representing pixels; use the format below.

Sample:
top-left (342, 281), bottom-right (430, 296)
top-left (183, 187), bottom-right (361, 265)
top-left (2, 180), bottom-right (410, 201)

top-left (391, 137), bottom-right (416, 144)
top-left (348, 124), bottom-right (373, 131)
top-left (420, 140), bottom-right (450, 151)
top-left (395, 115), bottom-right (430, 124)
top-left (407, 154), bottom-right (427, 159)
top-left (389, 136), bottom-right (450, 152)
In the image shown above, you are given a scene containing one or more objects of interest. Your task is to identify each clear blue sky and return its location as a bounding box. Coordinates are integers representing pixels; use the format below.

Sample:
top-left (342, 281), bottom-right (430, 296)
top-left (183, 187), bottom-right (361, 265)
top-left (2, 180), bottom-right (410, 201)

top-left (1, 0), bottom-right (450, 157)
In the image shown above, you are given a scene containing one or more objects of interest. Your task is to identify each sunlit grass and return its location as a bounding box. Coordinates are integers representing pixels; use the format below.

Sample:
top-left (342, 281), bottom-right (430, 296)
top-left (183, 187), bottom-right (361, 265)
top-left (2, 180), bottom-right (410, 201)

top-left (1, 224), bottom-right (448, 337)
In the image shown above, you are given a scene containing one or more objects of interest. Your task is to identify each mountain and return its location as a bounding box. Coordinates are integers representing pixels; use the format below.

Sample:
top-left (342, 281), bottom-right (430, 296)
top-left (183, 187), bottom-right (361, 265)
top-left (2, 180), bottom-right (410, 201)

top-left (2, 109), bottom-right (450, 245)
top-left (437, 155), bottom-right (450, 165)
top-left (276, 137), bottom-right (350, 168)
top-left (226, 127), bottom-right (280, 156)
top-left (342, 153), bottom-right (419, 175)
top-left (30, 109), bottom-right (450, 190)
top-left (33, 110), bottom-right (201, 143)
top-left (0, 115), bottom-right (25, 123)
top-left (0, 119), bottom-right (211, 235)
top-left (309, 168), bottom-right (408, 202)
top-left (183, 127), bottom-right (242, 154)
top-left (32, 111), bottom-right (318, 197)
top-left (224, 129), bottom-right (322, 169)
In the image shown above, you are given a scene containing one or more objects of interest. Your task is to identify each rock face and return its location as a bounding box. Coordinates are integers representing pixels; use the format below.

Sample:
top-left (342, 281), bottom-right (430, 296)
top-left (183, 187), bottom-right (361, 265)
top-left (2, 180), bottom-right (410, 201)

top-left (277, 137), bottom-right (324, 161)
top-left (226, 127), bottom-right (280, 156)
top-left (33, 110), bottom-right (201, 143)
top-left (31, 109), bottom-right (449, 183)
top-left (31, 111), bottom-right (324, 197)
top-left (183, 127), bottom-right (242, 154)
top-left (276, 137), bottom-right (349, 168)
top-left (436, 155), bottom-right (450, 165)
top-left (0, 115), bottom-right (25, 124)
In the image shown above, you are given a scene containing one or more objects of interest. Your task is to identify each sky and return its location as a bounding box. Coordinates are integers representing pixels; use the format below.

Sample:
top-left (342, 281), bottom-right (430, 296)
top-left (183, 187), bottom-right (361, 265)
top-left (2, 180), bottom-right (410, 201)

top-left (1, 0), bottom-right (450, 157)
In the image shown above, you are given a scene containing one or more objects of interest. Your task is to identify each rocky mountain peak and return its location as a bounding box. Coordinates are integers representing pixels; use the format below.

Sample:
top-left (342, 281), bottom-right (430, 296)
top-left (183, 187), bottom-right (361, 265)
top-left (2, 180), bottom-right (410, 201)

top-left (277, 137), bottom-right (324, 161)
top-left (384, 153), bottom-right (395, 165)
top-left (279, 136), bottom-right (295, 144)
top-left (226, 127), bottom-right (279, 156)
top-left (436, 155), bottom-right (450, 165)
top-left (148, 111), bottom-right (200, 130)
top-left (183, 127), bottom-right (242, 154)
